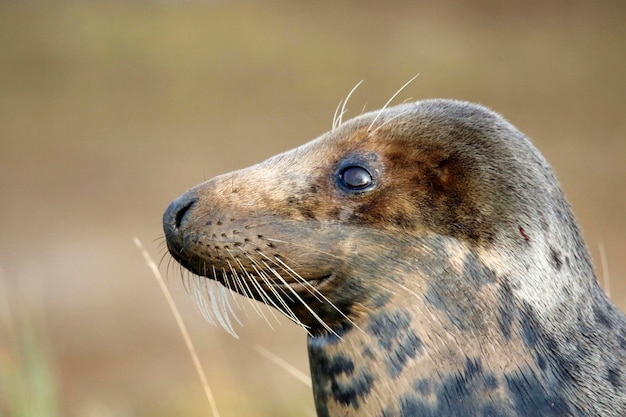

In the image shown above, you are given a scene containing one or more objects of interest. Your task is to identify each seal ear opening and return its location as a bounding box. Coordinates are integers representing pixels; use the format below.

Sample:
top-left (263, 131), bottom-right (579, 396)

top-left (426, 159), bottom-right (455, 192)
top-left (434, 161), bottom-right (451, 185)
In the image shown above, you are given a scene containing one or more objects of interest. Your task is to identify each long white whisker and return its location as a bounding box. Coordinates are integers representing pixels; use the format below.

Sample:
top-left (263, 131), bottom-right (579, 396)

top-left (226, 260), bottom-right (269, 324)
top-left (254, 263), bottom-right (295, 304)
top-left (185, 262), bottom-right (215, 326)
top-left (217, 265), bottom-right (244, 312)
top-left (257, 238), bottom-right (364, 333)
top-left (229, 253), bottom-right (280, 328)
top-left (261, 261), bottom-right (329, 337)
top-left (245, 250), bottom-right (307, 329)
top-left (371, 109), bottom-right (413, 135)
top-left (247, 257), bottom-right (302, 327)
top-left (254, 254), bottom-right (336, 337)
top-left (244, 249), bottom-right (310, 330)
top-left (332, 80), bottom-right (364, 130)
top-left (271, 256), bottom-right (362, 333)
top-left (332, 99), bottom-right (343, 130)
top-left (367, 73), bottom-right (420, 131)
top-left (203, 261), bottom-right (231, 334)
top-left (208, 279), bottom-right (239, 338)
top-left (219, 283), bottom-right (243, 326)
top-left (214, 273), bottom-right (243, 330)
top-left (338, 79), bottom-right (363, 128)
top-left (191, 278), bottom-right (217, 327)
top-left (269, 258), bottom-right (324, 303)
top-left (223, 267), bottom-right (253, 320)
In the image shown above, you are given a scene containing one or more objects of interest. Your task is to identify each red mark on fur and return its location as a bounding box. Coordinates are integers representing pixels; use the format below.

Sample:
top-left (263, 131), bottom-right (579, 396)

top-left (519, 226), bottom-right (530, 243)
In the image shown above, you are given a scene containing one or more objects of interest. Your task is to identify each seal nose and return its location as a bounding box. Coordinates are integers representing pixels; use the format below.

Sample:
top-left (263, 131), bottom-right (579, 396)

top-left (163, 192), bottom-right (198, 249)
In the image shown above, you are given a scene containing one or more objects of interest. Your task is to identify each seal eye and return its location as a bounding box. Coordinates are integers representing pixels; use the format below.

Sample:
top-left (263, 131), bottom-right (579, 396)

top-left (340, 166), bottom-right (373, 190)
top-left (335, 153), bottom-right (379, 194)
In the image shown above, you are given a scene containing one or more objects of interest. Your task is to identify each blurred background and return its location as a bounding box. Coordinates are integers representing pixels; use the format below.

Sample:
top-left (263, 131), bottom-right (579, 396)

top-left (0, 1), bottom-right (624, 416)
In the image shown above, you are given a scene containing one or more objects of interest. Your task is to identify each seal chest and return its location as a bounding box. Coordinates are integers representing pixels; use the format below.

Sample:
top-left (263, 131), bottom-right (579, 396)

top-left (163, 99), bottom-right (626, 417)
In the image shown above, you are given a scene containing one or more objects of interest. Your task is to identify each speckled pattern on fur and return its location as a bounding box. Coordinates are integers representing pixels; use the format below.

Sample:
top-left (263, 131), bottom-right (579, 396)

top-left (163, 99), bottom-right (626, 417)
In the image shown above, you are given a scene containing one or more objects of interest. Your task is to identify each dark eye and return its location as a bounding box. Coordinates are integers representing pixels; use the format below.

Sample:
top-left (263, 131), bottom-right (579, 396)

top-left (340, 166), bottom-right (372, 190)
top-left (334, 153), bottom-right (379, 194)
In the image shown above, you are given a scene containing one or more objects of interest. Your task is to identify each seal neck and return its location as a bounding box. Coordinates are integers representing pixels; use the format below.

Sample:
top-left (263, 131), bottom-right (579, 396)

top-left (306, 233), bottom-right (623, 417)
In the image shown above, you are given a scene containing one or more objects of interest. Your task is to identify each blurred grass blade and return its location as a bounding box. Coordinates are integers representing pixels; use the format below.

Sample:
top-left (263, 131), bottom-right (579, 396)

top-left (134, 237), bottom-right (221, 417)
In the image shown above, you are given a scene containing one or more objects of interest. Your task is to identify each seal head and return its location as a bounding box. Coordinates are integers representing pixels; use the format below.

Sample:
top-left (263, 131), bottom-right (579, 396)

top-left (164, 99), bottom-right (626, 417)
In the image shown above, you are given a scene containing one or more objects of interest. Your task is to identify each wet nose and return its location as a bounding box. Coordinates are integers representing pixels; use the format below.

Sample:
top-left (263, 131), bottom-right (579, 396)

top-left (163, 192), bottom-right (198, 246)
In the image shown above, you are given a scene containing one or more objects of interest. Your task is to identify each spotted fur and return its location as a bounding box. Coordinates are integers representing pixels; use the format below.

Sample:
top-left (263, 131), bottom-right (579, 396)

top-left (163, 99), bottom-right (626, 416)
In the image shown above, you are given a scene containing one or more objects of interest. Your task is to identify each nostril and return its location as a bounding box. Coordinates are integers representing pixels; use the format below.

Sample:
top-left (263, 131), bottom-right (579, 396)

top-left (175, 199), bottom-right (195, 229)
top-left (163, 193), bottom-right (198, 234)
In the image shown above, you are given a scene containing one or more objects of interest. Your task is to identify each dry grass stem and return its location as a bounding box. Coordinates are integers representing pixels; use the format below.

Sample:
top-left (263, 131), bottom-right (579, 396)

top-left (598, 241), bottom-right (611, 299)
top-left (134, 237), bottom-right (221, 417)
top-left (254, 345), bottom-right (312, 388)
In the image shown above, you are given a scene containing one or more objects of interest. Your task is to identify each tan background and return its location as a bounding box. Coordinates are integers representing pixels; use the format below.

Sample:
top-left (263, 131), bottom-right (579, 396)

top-left (1, 1), bottom-right (625, 416)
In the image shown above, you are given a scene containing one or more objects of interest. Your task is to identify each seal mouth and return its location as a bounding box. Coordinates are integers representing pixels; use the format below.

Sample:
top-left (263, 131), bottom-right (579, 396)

top-left (171, 252), bottom-right (335, 297)
top-left (308, 272), bottom-right (336, 289)
top-left (265, 272), bottom-right (335, 292)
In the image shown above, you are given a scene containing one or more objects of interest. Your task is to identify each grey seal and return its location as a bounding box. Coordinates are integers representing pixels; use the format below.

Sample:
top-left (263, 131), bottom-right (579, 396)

top-left (163, 99), bottom-right (626, 417)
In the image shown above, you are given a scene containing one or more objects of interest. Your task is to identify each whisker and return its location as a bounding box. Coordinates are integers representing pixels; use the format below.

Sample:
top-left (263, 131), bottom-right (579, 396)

top-left (216, 265), bottom-right (244, 312)
top-left (247, 259), bottom-right (299, 325)
top-left (191, 277), bottom-right (218, 327)
top-left (158, 251), bottom-right (170, 269)
top-left (248, 256), bottom-right (307, 330)
top-left (244, 251), bottom-right (296, 303)
top-left (332, 99), bottom-right (343, 130)
top-left (208, 279), bottom-right (239, 338)
top-left (210, 266), bottom-right (244, 324)
top-left (367, 73), bottom-right (420, 132)
top-left (219, 283), bottom-right (243, 327)
top-left (198, 263), bottom-right (220, 327)
top-left (214, 283), bottom-right (236, 334)
top-left (225, 261), bottom-right (268, 323)
top-left (335, 79), bottom-right (364, 129)
top-left (243, 249), bottom-right (309, 329)
top-left (255, 254), bottom-right (335, 337)
top-left (261, 262), bottom-right (324, 337)
top-left (223, 266), bottom-right (253, 321)
top-left (227, 252), bottom-right (280, 328)
top-left (268, 257), bottom-right (324, 303)
top-left (253, 239), bottom-right (364, 334)
top-left (370, 109), bottom-right (412, 135)
top-left (271, 256), bottom-right (362, 333)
